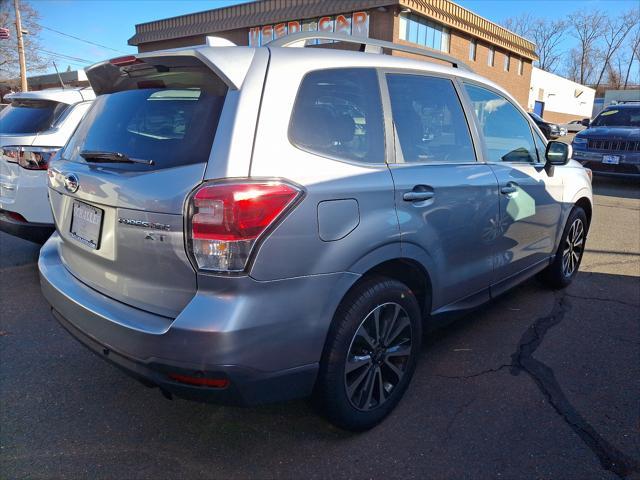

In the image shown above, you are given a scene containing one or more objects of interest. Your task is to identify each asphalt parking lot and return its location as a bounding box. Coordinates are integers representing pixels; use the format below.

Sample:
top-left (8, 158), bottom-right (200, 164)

top-left (1, 177), bottom-right (638, 480)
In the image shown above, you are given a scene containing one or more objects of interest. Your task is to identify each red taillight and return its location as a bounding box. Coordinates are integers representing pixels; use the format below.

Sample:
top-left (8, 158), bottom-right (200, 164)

top-left (2, 210), bottom-right (27, 223)
top-left (109, 55), bottom-right (143, 66)
top-left (188, 181), bottom-right (301, 272)
top-left (168, 373), bottom-right (229, 388)
top-left (1, 146), bottom-right (59, 170)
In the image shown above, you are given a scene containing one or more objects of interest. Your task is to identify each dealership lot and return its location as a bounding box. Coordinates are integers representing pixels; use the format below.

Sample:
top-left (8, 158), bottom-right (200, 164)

top-left (0, 178), bottom-right (638, 479)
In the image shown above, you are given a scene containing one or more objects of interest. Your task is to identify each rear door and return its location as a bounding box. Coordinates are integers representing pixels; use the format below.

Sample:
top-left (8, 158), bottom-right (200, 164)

top-left (461, 83), bottom-right (563, 284)
top-left (47, 52), bottom-right (263, 318)
top-left (384, 72), bottom-right (499, 312)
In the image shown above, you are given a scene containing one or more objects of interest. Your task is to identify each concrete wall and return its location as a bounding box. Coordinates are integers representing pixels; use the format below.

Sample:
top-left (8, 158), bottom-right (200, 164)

top-left (527, 67), bottom-right (595, 123)
top-left (603, 89), bottom-right (640, 106)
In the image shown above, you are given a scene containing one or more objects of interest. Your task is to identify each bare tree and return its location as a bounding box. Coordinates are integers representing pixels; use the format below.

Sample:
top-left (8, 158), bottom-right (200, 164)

top-left (502, 14), bottom-right (535, 38)
top-left (606, 57), bottom-right (623, 89)
top-left (568, 10), bottom-right (607, 85)
top-left (502, 14), bottom-right (568, 73)
top-left (530, 19), bottom-right (568, 73)
top-left (593, 9), bottom-right (639, 89)
top-left (624, 27), bottom-right (640, 88)
top-left (0, 1), bottom-right (48, 82)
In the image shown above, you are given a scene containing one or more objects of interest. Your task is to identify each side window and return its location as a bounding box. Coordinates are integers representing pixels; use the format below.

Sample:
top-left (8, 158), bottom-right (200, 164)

top-left (464, 84), bottom-right (537, 163)
top-left (386, 74), bottom-right (476, 163)
top-left (289, 68), bottom-right (385, 164)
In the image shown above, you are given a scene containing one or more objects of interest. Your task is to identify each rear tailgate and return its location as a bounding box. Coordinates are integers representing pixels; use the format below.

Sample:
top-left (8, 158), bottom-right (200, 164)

top-left (47, 47), bottom-right (266, 317)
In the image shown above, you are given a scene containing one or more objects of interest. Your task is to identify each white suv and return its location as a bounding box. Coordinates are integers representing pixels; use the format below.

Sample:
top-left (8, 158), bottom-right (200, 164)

top-left (0, 87), bottom-right (94, 242)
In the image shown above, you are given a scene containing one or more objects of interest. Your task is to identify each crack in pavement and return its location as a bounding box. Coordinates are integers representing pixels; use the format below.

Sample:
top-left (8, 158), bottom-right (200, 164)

top-left (565, 293), bottom-right (640, 308)
top-left (434, 364), bottom-right (512, 379)
top-left (510, 292), bottom-right (640, 479)
top-left (443, 398), bottom-right (476, 444)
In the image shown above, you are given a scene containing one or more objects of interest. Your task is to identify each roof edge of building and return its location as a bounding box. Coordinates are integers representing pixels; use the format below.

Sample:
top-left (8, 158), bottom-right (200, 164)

top-left (401, 0), bottom-right (537, 60)
top-left (127, 0), bottom-right (538, 61)
top-left (128, 0), bottom-right (394, 46)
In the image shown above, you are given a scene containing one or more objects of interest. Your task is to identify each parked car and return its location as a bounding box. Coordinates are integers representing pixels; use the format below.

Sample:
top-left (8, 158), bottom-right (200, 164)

top-left (528, 112), bottom-right (562, 139)
top-left (39, 33), bottom-right (593, 431)
top-left (564, 119), bottom-right (588, 133)
top-left (0, 87), bottom-right (95, 243)
top-left (572, 104), bottom-right (640, 178)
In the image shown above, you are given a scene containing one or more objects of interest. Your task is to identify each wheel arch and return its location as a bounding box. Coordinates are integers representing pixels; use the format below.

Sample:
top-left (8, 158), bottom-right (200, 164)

top-left (574, 196), bottom-right (593, 228)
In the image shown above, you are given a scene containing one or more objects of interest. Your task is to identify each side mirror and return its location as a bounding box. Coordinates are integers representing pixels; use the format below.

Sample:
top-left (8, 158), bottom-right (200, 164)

top-left (580, 118), bottom-right (590, 127)
top-left (546, 141), bottom-right (572, 166)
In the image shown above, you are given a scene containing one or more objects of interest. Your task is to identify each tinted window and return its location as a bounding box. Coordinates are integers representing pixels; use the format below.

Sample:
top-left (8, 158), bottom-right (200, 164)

top-left (464, 84), bottom-right (537, 163)
top-left (387, 75), bottom-right (475, 163)
top-left (0, 99), bottom-right (67, 134)
top-left (592, 107), bottom-right (640, 127)
top-left (62, 87), bottom-right (226, 171)
top-left (289, 68), bottom-right (385, 164)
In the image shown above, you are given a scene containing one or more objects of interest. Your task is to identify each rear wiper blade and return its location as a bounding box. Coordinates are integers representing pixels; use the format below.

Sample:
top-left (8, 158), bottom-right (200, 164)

top-left (80, 150), bottom-right (154, 166)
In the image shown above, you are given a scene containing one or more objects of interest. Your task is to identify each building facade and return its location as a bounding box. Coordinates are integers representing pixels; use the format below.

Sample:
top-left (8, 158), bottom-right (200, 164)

top-left (528, 67), bottom-right (595, 123)
top-left (128, 0), bottom-right (538, 107)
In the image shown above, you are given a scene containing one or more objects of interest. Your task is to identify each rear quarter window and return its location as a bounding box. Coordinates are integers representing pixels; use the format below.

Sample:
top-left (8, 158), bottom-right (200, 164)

top-left (288, 68), bottom-right (385, 164)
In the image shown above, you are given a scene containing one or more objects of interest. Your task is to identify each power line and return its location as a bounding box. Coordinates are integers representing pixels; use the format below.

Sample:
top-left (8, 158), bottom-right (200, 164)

top-left (37, 48), bottom-right (93, 64)
top-left (38, 24), bottom-right (128, 54)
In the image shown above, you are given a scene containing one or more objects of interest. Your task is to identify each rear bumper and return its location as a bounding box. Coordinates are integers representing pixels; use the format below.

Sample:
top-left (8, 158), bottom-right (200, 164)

top-left (0, 209), bottom-right (54, 243)
top-left (39, 234), bottom-right (357, 406)
top-left (52, 307), bottom-right (318, 405)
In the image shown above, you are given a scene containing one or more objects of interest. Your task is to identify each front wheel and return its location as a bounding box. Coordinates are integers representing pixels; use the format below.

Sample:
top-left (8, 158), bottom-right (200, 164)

top-left (539, 206), bottom-right (588, 289)
top-left (315, 276), bottom-right (422, 431)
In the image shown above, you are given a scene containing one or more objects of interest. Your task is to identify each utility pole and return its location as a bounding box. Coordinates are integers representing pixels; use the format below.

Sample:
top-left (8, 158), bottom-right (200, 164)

top-left (14, 0), bottom-right (28, 92)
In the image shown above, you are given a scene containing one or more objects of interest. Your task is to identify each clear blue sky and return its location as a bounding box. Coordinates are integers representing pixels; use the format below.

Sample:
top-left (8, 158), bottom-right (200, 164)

top-left (31, 0), bottom-right (638, 74)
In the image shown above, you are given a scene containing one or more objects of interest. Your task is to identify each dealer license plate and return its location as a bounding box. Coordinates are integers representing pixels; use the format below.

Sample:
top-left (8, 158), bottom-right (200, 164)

top-left (70, 200), bottom-right (103, 249)
top-left (602, 155), bottom-right (620, 165)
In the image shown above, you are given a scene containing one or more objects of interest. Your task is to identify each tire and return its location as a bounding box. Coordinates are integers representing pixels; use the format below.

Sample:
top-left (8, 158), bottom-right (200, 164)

top-left (539, 206), bottom-right (588, 289)
top-left (315, 275), bottom-right (422, 431)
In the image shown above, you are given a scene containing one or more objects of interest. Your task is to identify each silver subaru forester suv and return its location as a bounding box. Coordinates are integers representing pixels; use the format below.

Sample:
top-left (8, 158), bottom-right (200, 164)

top-left (40, 33), bottom-right (593, 431)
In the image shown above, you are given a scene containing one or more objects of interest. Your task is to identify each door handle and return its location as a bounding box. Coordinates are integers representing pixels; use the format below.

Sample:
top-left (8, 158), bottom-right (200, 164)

top-left (403, 190), bottom-right (434, 202)
top-left (500, 185), bottom-right (517, 195)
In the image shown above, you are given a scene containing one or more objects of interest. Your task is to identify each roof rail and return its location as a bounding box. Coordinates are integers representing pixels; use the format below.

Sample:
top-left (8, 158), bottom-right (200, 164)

top-left (267, 32), bottom-right (473, 73)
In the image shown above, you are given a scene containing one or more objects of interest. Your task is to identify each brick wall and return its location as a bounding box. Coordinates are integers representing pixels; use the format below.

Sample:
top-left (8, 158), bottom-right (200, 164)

top-left (542, 110), bottom-right (586, 124)
top-left (448, 30), bottom-right (532, 107)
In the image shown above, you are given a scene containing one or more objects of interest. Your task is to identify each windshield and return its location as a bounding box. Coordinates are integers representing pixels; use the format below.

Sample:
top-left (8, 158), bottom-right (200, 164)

top-left (62, 87), bottom-right (226, 170)
top-left (591, 107), bottom-right (640, 127)
top-left (0, 99), bottom-right (67, 134)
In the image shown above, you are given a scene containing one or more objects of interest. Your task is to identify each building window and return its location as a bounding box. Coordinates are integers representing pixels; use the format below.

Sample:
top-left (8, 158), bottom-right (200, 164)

top-left (488, 45), bottom-right (495, 67)
top-left (399, 12), bottom-right (450, 52)
top-left (518, 58), bottom-right (524, 75)
top-left (504, 53), bottom-right (510, 72)
top-left (469, 38), bottom-right (477, 61)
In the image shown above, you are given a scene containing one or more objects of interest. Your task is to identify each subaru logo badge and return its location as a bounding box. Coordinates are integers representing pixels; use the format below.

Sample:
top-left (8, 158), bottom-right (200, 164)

top-left (64, 173), bottom-right (79, 193)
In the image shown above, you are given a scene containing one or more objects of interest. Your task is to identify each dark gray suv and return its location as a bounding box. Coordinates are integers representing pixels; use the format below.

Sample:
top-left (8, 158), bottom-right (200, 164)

top-left (39, 33), bottom-right (593, 431)
top-left (572, 103), bottom-right (640, 178)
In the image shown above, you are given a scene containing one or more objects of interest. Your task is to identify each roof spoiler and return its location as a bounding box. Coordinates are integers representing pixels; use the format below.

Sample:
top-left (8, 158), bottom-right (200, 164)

top-left (86, 42), bottom-right (255, 93)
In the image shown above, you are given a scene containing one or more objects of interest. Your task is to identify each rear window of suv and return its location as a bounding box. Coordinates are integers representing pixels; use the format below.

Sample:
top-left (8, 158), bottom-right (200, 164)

top-left (0, 99), bottom-right (67, 134)
top-left (62, 62), bottom-right (228, 170)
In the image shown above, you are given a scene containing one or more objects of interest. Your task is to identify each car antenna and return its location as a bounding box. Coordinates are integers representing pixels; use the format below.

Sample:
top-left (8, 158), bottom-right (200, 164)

top-left (52, 60), bottom-right (66, 89)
